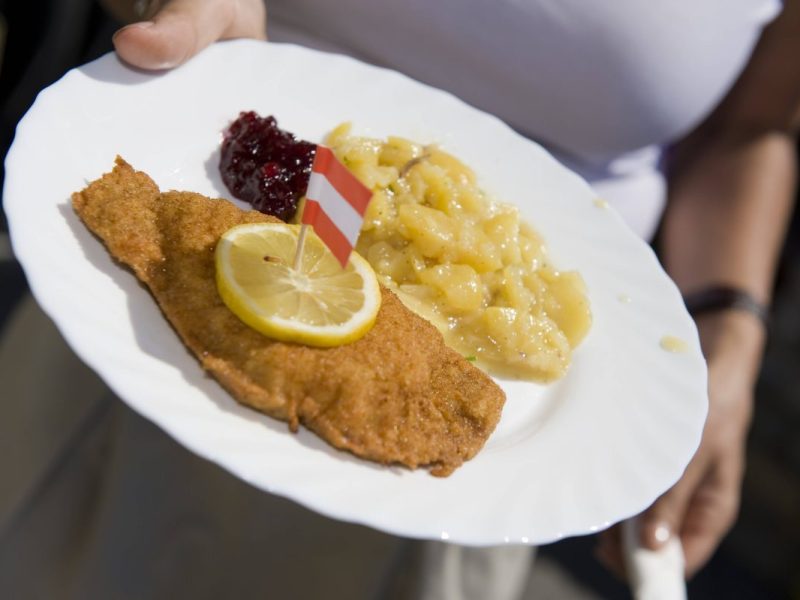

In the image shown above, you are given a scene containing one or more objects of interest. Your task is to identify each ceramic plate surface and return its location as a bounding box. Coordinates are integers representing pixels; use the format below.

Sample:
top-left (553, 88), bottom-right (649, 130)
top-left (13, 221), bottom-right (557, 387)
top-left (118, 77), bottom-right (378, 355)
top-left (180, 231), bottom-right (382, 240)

top-left (4, 40), bottom-right (707, 545)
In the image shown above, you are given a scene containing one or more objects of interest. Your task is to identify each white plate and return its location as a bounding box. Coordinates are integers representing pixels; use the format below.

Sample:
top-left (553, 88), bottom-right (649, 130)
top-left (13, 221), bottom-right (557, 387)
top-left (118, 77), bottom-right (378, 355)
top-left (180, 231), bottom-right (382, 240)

top-left (3, 40), bottom-right (707, 546)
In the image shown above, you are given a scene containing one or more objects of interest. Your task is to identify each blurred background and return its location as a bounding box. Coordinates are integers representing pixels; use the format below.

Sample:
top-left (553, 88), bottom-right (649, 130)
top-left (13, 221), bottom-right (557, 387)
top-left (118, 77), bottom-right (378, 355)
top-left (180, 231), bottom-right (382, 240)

top-left (1, 1), bottom-right (798, 598)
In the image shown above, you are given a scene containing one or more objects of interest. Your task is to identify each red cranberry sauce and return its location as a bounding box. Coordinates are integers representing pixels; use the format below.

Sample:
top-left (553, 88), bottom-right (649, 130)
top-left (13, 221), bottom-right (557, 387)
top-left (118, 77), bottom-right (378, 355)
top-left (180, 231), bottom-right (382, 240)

top-left (219, 112), bottom-right (316, 222)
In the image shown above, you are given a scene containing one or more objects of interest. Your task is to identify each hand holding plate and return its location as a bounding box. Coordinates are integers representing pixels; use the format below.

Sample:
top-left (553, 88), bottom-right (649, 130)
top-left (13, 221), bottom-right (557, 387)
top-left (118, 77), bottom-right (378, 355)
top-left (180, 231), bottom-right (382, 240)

top-left (112, 0), bottom-right (267, 70)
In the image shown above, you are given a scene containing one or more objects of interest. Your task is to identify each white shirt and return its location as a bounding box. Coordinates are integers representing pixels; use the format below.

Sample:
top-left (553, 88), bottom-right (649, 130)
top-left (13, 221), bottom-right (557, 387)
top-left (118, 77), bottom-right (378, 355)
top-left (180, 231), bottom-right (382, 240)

top-left (267, 0), bottom-right (781, 239)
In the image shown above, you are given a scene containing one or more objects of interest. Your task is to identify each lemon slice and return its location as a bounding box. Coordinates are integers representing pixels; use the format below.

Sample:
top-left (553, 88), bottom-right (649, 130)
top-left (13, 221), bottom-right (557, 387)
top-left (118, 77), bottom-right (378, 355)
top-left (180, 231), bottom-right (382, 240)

top-left (215, 223), bottom-right (381, 346)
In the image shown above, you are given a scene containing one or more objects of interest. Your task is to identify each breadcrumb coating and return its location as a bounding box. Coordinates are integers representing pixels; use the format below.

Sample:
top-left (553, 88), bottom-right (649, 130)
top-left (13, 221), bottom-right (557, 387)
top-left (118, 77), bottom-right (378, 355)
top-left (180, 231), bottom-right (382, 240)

top-left (72, 158), bottom-right (505, 476)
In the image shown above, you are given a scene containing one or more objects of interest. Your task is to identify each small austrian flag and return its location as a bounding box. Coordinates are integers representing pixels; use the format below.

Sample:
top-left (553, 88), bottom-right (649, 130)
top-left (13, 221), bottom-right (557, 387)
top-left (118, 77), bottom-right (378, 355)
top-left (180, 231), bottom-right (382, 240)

top-left (302, 145), bottom-right (372, 267)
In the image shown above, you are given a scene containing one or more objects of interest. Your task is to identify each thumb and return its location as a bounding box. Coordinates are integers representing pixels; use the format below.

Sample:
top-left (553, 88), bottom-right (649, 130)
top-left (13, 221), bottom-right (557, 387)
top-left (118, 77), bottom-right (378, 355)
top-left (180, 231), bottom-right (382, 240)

top-left (113, 0), bottom-right (267, 70)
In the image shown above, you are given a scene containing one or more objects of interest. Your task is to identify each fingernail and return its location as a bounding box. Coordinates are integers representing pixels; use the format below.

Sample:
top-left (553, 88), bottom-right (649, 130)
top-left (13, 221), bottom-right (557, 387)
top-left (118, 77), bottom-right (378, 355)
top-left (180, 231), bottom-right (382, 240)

top-left (654, 523), bottom-right (671, 544)
top-left (113, 21), bottom-right (154, 42)
top-left (117, 21), bottom-right (155, 34)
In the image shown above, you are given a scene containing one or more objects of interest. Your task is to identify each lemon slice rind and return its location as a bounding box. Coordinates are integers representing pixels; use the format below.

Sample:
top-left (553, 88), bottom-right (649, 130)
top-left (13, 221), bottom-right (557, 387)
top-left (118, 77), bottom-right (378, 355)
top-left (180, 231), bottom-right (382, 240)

top-left (215, 223), bottom-right (381, 347)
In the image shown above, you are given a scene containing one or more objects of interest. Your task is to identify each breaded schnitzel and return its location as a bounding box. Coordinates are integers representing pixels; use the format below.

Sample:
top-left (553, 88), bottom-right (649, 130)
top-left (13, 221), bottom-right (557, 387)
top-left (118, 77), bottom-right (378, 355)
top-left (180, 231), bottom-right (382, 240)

top-left (72, 158), bottom-right (505, 476)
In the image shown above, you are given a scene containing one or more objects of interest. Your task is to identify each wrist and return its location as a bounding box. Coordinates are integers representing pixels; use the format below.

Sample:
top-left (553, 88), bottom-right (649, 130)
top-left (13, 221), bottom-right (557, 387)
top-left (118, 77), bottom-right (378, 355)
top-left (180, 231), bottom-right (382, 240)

top-left (683, 284), bottom-right (769, 377)
top-left (695, 309), bottom-right (766, 382)
top-left (683, 285), bottom-right (769, 328)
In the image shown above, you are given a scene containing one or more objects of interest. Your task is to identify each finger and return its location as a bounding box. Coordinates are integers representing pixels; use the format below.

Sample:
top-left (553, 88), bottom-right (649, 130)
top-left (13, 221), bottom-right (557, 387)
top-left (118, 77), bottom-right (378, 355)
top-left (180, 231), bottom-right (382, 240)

top-left (113, 0), bottom-right (267, 70)
top-left (638, 460), bottom-right (706, 552)
top-left (681, 454), bottom-right (743, 577)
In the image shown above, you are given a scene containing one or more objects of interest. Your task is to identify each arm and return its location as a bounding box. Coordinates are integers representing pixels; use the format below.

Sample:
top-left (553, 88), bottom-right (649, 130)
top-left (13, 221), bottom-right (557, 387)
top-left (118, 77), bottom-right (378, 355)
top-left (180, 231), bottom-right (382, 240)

top-left (651, 114), bottom-right (796, 580)
top-left (599, 0), bottom-right (800, 578)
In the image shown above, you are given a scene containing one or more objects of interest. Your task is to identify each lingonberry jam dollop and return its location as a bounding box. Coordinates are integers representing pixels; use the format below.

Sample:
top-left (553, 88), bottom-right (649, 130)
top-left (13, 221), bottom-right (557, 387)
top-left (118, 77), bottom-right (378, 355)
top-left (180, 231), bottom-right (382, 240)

top-left (219, 112), bottom-right (316, 222)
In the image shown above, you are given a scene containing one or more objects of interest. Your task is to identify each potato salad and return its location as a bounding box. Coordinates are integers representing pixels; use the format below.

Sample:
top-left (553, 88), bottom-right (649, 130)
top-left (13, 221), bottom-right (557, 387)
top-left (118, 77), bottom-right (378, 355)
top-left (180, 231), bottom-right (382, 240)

top-left (327, 124), bottom-right (591, 381)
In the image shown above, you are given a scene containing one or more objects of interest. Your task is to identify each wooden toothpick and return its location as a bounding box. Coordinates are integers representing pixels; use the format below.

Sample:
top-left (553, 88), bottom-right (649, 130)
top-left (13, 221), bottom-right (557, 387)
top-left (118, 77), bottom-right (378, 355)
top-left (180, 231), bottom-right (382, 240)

top-left (292, 224), bottom-right (309, 271)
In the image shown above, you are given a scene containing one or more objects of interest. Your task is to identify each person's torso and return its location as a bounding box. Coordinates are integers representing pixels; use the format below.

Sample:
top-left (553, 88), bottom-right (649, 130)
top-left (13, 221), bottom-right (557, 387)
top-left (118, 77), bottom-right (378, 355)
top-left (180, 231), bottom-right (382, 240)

top-left (268, 0), bottom-right (781, 238)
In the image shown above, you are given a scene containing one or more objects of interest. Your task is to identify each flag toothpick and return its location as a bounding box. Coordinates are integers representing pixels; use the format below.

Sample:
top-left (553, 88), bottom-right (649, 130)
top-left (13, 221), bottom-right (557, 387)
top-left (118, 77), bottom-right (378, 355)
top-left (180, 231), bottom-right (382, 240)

top-left (299, 145), bottom-right (372, 268)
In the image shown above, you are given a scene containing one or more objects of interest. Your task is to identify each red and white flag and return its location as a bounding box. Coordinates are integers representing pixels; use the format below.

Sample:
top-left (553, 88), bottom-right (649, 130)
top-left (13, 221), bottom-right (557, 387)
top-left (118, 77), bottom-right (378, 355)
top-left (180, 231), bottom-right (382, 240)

top-left (302, 145), bottom-right (372, 267)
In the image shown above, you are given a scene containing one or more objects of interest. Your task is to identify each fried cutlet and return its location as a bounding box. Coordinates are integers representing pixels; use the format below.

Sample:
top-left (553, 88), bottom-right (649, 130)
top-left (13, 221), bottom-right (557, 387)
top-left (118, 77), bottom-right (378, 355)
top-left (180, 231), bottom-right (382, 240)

top-left (72, 158), bottom-right (505, 476)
